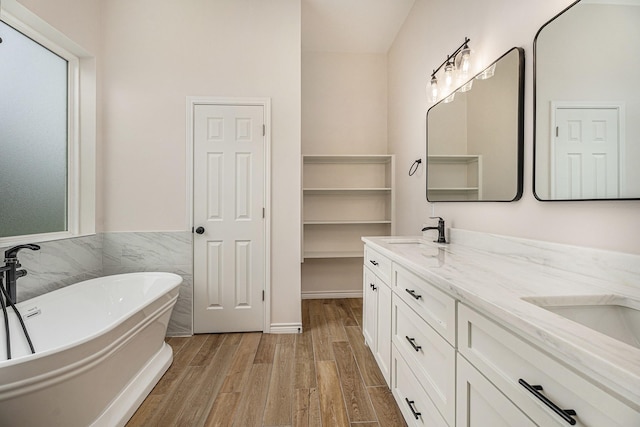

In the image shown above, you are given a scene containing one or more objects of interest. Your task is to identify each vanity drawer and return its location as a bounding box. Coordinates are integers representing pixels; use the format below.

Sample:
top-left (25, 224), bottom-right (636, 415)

top-left (392, 295), bottom-right (455, 426)
top-left (391, 345), bottom-right (448, 427)
top-left (364, 246), bottom-right (392, 284)
top-left (393, 263), bottom-right (456, 345)
top-left (458, 303), bottom-right (640, 427)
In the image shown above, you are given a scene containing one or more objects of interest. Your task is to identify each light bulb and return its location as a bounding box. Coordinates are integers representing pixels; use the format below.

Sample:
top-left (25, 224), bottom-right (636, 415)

top-left (428, 75), bottom-right (439, 102)
top-left (459, 45), bottom-right (471, 74)
top-left (443, 61), bottom-right (454, 87)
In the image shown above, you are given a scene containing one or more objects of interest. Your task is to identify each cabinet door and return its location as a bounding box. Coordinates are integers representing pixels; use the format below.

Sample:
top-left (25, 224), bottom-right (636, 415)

top-left (457, 355), bottom-right (536, 427)
top-left (392, 346), bottom-right (448, 427)
top-left (375, 280), bottom-right (392, 386)
top-left (363, 266), bottom-right (378, 348)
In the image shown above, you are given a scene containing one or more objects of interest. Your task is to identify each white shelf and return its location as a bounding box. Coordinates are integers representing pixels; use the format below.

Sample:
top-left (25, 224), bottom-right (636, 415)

top-left (304, 220), bottom-right (392, 225)
top-left (303, 154), bottom-right (393, 164)
top-left (302, 154), bottom-right (394, 261)
top-left (303, 187), bottom-right (391, 193)
top-left (428, 155), bottom-right (481, 163)
top-left (428, 187), bottom-right (479, 192)
top-left (303, 251), bottom-right (364, 259)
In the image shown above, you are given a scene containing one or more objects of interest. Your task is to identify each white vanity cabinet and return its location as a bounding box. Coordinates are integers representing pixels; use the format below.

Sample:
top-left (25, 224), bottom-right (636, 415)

top-left (363, 247), bottom-right (392, 385)
top-left (362, 238), bottom-right (640, 427)
top-left (458, 303), bottom-right (640, 427)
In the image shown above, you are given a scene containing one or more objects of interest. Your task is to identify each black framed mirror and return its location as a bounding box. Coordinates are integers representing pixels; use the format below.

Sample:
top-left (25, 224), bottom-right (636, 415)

top-left (534, 0), bottom-right (640, 200)
top-left (426, 47), bottom-right (525, 202)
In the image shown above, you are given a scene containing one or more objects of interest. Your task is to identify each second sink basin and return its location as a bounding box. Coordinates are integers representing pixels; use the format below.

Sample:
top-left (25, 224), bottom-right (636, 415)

top-left (523, 295), bottom-right (640, 350)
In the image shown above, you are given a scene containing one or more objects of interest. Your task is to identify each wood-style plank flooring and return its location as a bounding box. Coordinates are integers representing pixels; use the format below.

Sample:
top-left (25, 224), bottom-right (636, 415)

top-left (127, 298), bottom-right (406, 427)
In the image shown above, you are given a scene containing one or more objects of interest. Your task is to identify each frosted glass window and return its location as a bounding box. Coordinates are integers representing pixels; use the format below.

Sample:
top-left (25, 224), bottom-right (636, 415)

top-left (0, 20), bottom-right (68, 238)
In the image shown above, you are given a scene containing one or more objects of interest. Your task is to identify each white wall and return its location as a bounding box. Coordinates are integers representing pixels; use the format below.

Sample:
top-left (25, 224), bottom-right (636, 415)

top-left (16, 0), bottom-right (302, 327)
top-left (388, 0), bottom-right (640, 255)
top-left (100, 0), bottom-right (301, 326)
top-left (16, 0), bottom-right (101, 52)
top-left (302, 52), bottom-right (388, 154)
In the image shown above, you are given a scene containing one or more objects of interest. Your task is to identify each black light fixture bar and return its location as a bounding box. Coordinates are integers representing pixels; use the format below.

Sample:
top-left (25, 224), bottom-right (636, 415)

top-left (430, 37), bottom-right (471, 78)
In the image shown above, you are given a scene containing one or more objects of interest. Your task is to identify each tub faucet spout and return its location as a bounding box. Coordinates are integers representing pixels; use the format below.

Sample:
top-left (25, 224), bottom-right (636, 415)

top-left (3, 244), bottom-right (40, 304)
top-left (422, 217), bottom-right (447, 243)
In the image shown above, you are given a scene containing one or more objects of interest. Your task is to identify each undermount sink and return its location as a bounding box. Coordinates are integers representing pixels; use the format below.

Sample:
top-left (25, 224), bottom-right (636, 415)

top-left (523, 295), bottom-right (640, 349)
top-left (381, 238), bottom-right (446, 266)
top-left (381, 238), bottom-right (432, 249)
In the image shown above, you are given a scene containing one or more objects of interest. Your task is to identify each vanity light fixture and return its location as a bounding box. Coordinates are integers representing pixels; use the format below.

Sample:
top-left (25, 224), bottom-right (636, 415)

top-left (427, 37), bottom-right (472, 103)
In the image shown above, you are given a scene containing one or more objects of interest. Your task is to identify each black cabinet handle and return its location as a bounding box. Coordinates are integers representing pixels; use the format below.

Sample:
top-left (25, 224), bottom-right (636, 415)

top-left (405, 288), bottom-right (422, 300)
top-left (519, 379), bottom-right (577, 425)
top-left (404, 398), bottom-right (421, 420)
top-left (405, 336), bottom-right (422, 352)
top-left (369, 260), bottom-right (379, 266)
top-left (370, 283), bottom-right (377, 291)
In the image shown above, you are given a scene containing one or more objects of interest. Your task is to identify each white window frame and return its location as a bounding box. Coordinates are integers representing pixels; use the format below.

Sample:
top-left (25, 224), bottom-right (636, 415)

top-left (0, 0), bottom-right (96, 245)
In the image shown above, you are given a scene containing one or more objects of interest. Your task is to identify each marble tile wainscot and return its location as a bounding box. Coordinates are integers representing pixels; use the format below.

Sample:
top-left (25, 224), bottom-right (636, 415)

top-left (1, 234), bottom-right (104, 302)
top-left (1, 231), bottom-right (193, 336)
top-left (103, 231), bottom-right (193, 336)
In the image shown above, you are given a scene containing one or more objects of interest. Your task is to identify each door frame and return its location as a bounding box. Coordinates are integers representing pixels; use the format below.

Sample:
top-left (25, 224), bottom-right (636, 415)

top-left (549, 101), bottom-right (626, 198)
top-left (186, 96), bottom-right (272, 333)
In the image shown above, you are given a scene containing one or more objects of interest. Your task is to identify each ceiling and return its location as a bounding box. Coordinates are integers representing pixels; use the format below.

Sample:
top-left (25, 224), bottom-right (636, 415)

top-left (302, 0), bottom-right (416, 54)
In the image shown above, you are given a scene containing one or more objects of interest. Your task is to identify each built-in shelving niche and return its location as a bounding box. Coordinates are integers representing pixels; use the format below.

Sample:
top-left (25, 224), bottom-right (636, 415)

top-left (302, 155), bottom-right (395, 260)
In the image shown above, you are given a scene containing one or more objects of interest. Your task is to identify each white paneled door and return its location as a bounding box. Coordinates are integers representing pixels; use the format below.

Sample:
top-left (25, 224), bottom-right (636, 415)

top-left (193, 104), bottom-right (265, 333)
top-left (553, 106), bottom-right (620, 199)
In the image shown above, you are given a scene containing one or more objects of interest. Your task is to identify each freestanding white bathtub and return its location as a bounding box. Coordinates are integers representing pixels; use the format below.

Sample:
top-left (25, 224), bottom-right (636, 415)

top-left (0, 272), bottom-right (182, 427)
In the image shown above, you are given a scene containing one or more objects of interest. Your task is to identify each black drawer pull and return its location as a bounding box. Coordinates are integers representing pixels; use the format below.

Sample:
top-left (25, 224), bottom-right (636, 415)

top-left (370, 283), bottom-right (377, 291)
top-left (404, 398), bottom-right (421, 420)
top-left (405, 336), bottom-right (422, 352)
top-left (519, 379), bottom-right (577, 425)
top-left (405, 288), bottom-right (422, 300)
top-left (369, 260), bottom-right (379, 266)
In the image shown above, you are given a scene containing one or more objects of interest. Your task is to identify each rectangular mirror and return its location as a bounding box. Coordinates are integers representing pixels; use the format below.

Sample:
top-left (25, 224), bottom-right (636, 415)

top-left (534, 0), bottom-right (640, 200)
top-left (427, 47), bottom-right (524, 202)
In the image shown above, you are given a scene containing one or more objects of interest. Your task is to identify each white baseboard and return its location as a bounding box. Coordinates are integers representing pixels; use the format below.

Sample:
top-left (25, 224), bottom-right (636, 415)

top-left (269, 323), bottom-right (303, 334)
top-left (301, 290), bottom-right (363, 300)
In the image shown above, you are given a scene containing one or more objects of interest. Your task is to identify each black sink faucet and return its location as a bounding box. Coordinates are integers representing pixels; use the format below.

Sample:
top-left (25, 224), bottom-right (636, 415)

top-left (422, 217), bottom-right (447, 243)
top-left (3, 244), bottom-right (40, 303)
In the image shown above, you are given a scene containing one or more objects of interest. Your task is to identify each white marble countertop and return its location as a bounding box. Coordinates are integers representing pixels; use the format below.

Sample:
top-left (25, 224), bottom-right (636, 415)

top-left (363, 231), bottom-right (640, 410)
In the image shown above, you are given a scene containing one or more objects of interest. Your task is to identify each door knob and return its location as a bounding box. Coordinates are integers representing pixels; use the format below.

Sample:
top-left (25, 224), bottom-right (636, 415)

top-left (195, 226), bottom-right (205, 234)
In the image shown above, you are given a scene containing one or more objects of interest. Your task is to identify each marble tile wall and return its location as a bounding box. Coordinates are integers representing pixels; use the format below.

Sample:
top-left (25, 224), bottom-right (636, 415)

top-left (448, 228), bottom-right (640, 295)
top-left (2, 234), bottom-right (104, 302)
top-left (103, 231), bottom-right (193, 335)
top-left (1, 231), bottom-right (193, 336)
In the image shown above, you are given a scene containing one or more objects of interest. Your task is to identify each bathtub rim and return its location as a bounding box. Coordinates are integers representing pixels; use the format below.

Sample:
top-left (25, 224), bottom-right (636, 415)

top-left (0, 271), bottom-right (182, 368)
top-left (0, 290), bottom-right (178, 400)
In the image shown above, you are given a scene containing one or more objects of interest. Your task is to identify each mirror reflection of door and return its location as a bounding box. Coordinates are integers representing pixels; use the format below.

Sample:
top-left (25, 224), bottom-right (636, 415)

top-left (534, 0), bottom-right (640, 200)
top-left (552, 104), bottom-right (622, 199)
